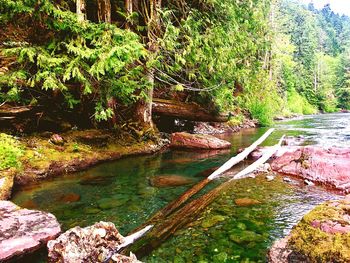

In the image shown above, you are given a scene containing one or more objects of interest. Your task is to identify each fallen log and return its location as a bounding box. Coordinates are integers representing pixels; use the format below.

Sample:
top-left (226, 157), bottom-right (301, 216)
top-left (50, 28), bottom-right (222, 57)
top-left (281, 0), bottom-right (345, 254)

top-left (123, 135), bottom-right (285, 258)
top-left (103, 225), bottom-right (153, 263)
top-left (152, 98), bottom-right (229, 122)
top-left (135, 129), bottom-right (274, 227)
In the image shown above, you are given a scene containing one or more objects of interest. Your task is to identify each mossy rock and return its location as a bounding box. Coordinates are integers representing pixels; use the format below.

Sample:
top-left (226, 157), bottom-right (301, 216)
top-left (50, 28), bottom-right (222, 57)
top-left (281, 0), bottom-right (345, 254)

top-left (288, 198), bottom-right (350, 262)
top-left (201, 215), bottom-right (226, 228)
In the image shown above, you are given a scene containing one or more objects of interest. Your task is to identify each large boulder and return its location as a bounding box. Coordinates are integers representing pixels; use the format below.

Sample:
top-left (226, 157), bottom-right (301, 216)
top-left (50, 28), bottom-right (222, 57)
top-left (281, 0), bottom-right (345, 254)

top-left (0, 201), bottom-right (61, 261)
top-left (268, 196), bottom-right (350, 263)
top-left (271, 146), bottom-right (350, 192)
top-left (170, 132), bottom-right (231, 150)
top-left (47, 221), bottom-right (140, 263)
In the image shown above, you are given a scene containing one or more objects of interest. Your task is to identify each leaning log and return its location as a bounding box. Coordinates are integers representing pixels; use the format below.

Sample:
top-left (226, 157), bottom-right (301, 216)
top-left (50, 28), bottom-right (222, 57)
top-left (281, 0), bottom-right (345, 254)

top-left (123, 135), bottom-right (285, 258)
top-left (134, 129), bottom-right (275, 229)
top-left (152, 98), bottom-right (229, 122)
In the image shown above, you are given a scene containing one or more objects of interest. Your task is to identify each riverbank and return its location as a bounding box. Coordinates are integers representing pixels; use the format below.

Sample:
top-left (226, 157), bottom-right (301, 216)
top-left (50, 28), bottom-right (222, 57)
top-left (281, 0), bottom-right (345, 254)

top-left (0, 129), bottom-right (168, 201)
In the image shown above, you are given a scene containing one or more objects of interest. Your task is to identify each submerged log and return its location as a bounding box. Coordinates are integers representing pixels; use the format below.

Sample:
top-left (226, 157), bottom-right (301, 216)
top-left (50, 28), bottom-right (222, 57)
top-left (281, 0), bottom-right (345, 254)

top-left (135, 129), bottom-right (274, 227)
top-left (152, 98), bottom-right (229, 122)
top-left (124, 135), bottom-right (284, 258)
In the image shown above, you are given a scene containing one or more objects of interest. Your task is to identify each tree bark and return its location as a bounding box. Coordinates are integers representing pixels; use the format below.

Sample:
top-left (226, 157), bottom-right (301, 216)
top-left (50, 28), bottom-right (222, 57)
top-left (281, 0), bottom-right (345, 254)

top-left (97, 0), bottom-right (111, 23)
top-left (152, 98), bottom-right (229, 122)
top-left (76, 0), bottom-right (86, 22)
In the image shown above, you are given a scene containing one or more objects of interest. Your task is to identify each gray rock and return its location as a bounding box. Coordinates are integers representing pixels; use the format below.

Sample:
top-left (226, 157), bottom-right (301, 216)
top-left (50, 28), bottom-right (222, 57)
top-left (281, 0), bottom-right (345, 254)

top-left (47, 221), bottom-right (140, 263)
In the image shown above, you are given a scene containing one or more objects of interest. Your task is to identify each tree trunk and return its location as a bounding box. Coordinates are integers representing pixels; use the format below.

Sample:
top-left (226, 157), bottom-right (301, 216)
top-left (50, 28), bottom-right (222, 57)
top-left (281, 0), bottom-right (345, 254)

top-left (125, 0), bottom-right (133, 29)
top-left (152, 98), bottom-right (229, 122)
top-left (135, 0), bottom-right (162, 128)
top-left (97, 0), bottom-right (111, 23)
top-left (76, 0), bottom-right (86, 22)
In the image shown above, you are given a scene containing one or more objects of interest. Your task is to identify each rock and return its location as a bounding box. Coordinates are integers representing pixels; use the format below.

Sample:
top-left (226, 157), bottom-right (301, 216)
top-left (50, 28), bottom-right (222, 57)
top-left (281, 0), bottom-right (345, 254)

top-left (47, 221), bottom-right (140, 263)
top-left (282, 136), bottom-right (305, 146)
top-left (268, 236), bottom-right (308, 263)
top-left (170, 132), bottom-right (231, 150)
top-left (50, 134), bottom-right (65, 146)
top-left (0, 201), bottom-right (61, 261)
top-left (269, 197), bottom-right (350, 263)
top-left (150, 175), bottom-right (194, 187)
top-left (229, 230), bottom-right (263, 244)
top-left (234, 198), bottom-right (261, 207)
top-left (249, 147), bottom-right (270, 160)
top-left (283, 177), bottom-right (292, 183)
top-left (256, 163), bottom-right (271, 173)
top-left (58, 193), bottom-right (81, 203)
top-left (201, 215), bottom-right (226, 228)
top-left (266, 175), bottom-right (275, 181)
top-left (271, 146), bottom-right (350, 192)
top-left (304, 179), bottom-right (314, 186)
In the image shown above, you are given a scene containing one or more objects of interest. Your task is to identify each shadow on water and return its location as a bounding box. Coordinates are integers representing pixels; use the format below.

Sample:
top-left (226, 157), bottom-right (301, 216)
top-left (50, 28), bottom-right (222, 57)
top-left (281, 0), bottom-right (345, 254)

top-left (11, 113), bottom-right (350, 262)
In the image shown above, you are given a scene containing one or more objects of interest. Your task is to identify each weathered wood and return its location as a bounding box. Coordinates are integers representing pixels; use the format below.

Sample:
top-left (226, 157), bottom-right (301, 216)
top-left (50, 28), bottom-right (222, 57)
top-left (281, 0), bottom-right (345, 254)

top-left (103, 225), bottom-right (153, 262)
top-left (231, 135), bottom-right (285, 180)
top-left (125, 136), bottom-right (284, 258)
top-left (152, 98), bottom-right (229, 122)
top-left (139, 129), bottom-right (274, 226)
top-left (208, 128), bottom-right (275, 180)
top-left (0, 106), bottom-right (32, 115)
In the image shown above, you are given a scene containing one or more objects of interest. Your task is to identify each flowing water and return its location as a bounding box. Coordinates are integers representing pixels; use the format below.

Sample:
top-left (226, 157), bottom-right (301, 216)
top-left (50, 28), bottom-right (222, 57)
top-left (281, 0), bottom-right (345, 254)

top-left (11, 113), bottom-right (350, 262)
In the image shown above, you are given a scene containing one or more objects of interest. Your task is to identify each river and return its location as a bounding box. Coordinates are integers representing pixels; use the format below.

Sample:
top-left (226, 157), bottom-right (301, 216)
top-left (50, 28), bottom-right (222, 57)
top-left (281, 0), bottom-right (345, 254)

top-left (11, 113), bottom-right (350, 262)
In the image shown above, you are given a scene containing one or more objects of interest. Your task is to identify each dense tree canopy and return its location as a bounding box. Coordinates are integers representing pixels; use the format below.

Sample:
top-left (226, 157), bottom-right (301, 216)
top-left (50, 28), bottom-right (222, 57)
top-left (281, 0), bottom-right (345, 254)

top-left (0, 0), bottom-right (350, 129)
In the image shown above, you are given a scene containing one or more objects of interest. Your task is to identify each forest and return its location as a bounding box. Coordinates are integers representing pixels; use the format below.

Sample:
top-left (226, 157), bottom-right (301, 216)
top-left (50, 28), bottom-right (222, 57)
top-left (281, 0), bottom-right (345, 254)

top-left (1, 0), bottom-right (349, 131)
top-left (1, 1), bottom-right (350, 263)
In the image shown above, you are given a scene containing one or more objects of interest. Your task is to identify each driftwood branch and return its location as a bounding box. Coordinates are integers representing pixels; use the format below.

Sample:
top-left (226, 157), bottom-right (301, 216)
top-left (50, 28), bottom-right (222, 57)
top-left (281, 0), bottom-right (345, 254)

top-left (125, 135), bottom-right (285, 258)
top-left (133, 129), bottom-right (275, 229)
top-left (103, 225), bottom-right (153, 262)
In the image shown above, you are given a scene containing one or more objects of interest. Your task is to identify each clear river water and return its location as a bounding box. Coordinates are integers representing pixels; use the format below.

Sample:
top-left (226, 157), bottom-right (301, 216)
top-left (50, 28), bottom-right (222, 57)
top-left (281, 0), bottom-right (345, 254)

top-left (11, 113), bottom-right (350, 262)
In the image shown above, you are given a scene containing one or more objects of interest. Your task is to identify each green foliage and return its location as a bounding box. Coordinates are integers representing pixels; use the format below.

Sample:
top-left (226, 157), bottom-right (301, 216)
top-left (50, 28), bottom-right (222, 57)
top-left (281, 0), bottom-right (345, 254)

top-left (0, 0), bottom-right (147, 121)
top-left (157, 0), bottom-right (271, 115)
top-left (0, 133), bottom-right (23, 170)
top-left (287, 89), bottom-right (317, 115)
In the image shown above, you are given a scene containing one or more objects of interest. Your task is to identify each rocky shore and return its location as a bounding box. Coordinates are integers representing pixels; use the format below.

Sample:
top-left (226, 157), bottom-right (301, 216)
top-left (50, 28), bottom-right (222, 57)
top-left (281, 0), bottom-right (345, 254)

top-left (0, 129), bottom-right (168, 201)
top-left (269, 196), bottom-right (350, 262)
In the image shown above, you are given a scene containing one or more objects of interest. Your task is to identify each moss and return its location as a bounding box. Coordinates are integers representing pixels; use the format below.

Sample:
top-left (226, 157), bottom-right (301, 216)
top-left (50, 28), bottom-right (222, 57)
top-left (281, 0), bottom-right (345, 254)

top-left (288, 200), bottom-right (350, 262)
top-left (0, 129), bottom-right (162, 194)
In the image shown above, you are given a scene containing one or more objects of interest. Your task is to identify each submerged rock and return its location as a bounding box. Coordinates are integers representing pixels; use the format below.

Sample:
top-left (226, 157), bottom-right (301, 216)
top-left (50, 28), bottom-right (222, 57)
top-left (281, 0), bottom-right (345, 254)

top-left (271, 146), bottom-right (350, 192)
top-left (268, 197), bottom-right (350, 263)
top-left (234, 198), bottom-right (261, 207)
top-left (170, 132), bottom-right (231, 150)
top-left (48, 221), bottom-right (140, 263)
top-left (50, 134), bottom-right (65, 146)
top-left (150, 175), bottom-right (194, 187)
top-left (0, 201), bottom-right (61, 261)
top-left (201, 215), bottom-right (226, 228)
top-left (58, 192), bottom-right (81, 203)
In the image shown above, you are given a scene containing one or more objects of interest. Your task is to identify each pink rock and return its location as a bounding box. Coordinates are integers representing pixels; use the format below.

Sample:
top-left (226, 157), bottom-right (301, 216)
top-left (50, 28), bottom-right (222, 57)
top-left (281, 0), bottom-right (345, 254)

top-left (271, 146), bottom-right (350, 192)
top-left (0, 201), bottom-right (61, 261)
top-left (268, 236), bottom-right (293, 263)
top-left (170, 132), bottom-right (231, 150)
